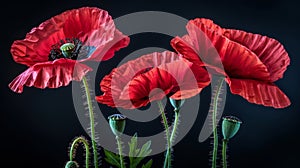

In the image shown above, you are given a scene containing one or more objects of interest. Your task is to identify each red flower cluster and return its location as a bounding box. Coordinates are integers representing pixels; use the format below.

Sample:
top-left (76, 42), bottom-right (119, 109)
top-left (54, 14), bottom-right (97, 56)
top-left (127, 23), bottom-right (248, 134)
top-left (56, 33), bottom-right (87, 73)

top-left (171, 18), bottom-right (291, 108)
top-left (9, 8), bottom-right (291, 110)
top-left (9, 7), bottom-right (130, 93)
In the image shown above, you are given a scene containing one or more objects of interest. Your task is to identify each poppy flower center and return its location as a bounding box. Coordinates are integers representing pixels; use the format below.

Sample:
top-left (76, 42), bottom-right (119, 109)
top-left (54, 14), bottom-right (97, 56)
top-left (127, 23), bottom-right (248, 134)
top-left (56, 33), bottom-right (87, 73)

top-left (48, 38), bottom-right (95, 61)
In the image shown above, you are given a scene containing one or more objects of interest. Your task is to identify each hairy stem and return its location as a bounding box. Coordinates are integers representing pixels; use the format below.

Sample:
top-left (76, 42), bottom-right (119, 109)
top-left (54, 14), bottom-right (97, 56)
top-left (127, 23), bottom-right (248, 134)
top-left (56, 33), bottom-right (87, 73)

top-left (157, 101), bottom-right (171, 168)
top-left (212, 77), bottom-right (225, 168)
top-left (69, 136), bottom-right (90, 168)
top-left (82, 76), bottom-right (99, 168)
top-left (170, 109), bottom-right (180, 144)
top-left (222, 139), bottom-right (228, 168)
top-left (168, 109), bottom-right (180, 167)
top-left (116, 136), bottom-right (125, 168)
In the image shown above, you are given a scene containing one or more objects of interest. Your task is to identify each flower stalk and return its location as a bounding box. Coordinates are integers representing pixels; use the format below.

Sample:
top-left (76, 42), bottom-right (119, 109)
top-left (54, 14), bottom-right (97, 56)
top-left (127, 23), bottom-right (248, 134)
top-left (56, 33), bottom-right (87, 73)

top-left (82, 76), bottom-right (99, 168)
top-left (157, 101), bottom-right (171, 168)
top-left (211, 77), bottom-right (225, 168)
top-left (116, 136), bottom-right (125, 168)
top-left (222, 139), bottom-right (228, 168)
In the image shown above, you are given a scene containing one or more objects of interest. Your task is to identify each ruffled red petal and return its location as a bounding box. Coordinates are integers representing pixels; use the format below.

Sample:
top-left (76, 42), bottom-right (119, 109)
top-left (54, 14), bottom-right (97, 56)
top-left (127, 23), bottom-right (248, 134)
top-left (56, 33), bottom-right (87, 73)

top-left (119, 59), bottom-right (208, 108)
top-left (11, 7), bottom-right (128, 66)
top-left (8, 59), bottom-right (92, 93)
top-left (96, 51), bottom-right (210, 109)
top-left (183, 18), bottom-right (270, 80)
top-left (228, 78), bottom-right (291, 108)
top-left (223, 29), bottom-right (290, 82)
top-left (86, 29), bottom-right (130, 62)
top-left (171, 18), bottom-right (291, 108)
top-left (171, 35), bottom-right (203, 66)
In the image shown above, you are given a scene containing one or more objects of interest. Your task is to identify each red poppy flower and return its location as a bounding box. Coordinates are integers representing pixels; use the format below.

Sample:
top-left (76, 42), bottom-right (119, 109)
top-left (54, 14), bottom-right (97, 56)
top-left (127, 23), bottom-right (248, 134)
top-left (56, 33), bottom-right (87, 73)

top-left (96, 51), bottom-right (210, 109)
top-left (171, 18), bottom-right (290, 108)
top-left (9, 7), bottom-right (130, 93)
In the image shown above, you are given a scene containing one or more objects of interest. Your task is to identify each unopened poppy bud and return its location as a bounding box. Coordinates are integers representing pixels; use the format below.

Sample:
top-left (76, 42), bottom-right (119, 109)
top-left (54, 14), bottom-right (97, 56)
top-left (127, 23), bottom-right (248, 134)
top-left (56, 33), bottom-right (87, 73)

top-left (222, 116), bottom-right (242, 140)
top-left (108, 114), bottom-right (127, 137)
top-left (60, 43), bottom-right (75, 58)
top-left (65, 161), bottom-right (79, 168)
top-left (169, 98), bottom-right (185, 112)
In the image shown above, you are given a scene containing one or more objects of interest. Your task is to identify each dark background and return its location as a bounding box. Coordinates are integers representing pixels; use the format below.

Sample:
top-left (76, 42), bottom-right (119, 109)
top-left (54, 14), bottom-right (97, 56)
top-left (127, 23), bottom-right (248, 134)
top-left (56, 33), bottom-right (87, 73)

top-left (2, 0), bottom-right (300, 167)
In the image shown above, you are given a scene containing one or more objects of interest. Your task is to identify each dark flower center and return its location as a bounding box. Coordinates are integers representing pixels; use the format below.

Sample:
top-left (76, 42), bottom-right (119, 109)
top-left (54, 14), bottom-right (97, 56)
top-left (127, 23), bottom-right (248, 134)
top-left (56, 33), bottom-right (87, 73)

top-left (48, 38), bottom-right (95, 61)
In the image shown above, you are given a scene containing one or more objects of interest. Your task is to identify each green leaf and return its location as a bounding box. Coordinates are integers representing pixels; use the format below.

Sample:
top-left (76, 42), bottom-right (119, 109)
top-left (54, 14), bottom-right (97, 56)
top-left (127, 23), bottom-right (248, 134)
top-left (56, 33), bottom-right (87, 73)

top-left (128, 133), bottom-right (153, 168)
top-left (132, 141), bottom-right (152, 167)
top-left (142, 159), bottom-right (153, 168)
top-left (104, 149), bottom-right (121, 168)
top-left (129, 133), bottom-right (138, 157)
top-left (137, 140), bottom-right (152, 158)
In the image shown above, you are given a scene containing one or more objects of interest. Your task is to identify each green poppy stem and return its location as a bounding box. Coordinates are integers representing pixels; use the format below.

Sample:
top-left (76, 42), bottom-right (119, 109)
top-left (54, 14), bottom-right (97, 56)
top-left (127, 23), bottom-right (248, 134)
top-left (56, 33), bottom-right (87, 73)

top-left (157, 101), bottom-right (171, 168)
top-left (116, 136), bottom-right (125, 168)
top-left (168, 109), bottom-right (180, 167)
top-left (82, 76), bottom-right (99, 168)
top-left (212, 77), bottom-right (225, 168)
top-left (170, 109), bottom-right (180, 144)
top-left (69, 136), bottom-right (90, 168)
top-left (222, 139), bottom-right (228, 168)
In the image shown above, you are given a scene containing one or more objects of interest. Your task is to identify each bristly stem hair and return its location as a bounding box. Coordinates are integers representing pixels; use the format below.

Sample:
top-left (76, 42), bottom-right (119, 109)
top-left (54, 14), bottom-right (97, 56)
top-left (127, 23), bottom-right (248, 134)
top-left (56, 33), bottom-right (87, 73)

top-left (82, 75), bottom-right (99, 168)
top-left (157, 100), bottom-right (171, 168)
top-left (211, 76), bottom-right (225, 168)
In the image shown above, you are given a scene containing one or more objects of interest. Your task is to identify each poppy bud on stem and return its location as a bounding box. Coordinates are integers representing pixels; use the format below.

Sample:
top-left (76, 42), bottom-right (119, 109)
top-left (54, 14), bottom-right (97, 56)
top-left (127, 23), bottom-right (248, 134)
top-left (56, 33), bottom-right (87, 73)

top-left (221, 116), bottom-right (242, 168)
top-left (108, 114), bottom-right (127, 168)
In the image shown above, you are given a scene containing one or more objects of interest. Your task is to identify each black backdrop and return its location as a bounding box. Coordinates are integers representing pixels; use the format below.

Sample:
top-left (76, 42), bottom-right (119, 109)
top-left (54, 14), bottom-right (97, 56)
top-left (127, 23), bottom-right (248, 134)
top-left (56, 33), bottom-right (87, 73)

top-left (2, 0), bottom-right (300, 167)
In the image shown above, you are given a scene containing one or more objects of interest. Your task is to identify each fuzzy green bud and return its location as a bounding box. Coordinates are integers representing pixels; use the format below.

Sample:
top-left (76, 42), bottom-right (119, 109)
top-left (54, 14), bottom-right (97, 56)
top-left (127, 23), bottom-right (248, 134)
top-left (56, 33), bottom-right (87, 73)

top-left (222, 116), bottom-right (242, 140)
top-left (108, 114), bottom-right (127, 137)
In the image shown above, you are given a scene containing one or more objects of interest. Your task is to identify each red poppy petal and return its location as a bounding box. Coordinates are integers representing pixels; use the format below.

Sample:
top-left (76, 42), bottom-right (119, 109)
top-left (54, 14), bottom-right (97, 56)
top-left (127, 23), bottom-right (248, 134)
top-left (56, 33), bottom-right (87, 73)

top-left (63, 7), bottom-right (114, 39)
top-left (95, 93), bottom-right (116, 107)
top-left (185, 19), bottom-right (270, 80)
top-left (11, 27), bottom-right (68, 66)
top-left (96, 51), bottom-right (182, 108)
top-left (119, 59), bottom-right (207, 108)
top-left (171, 36), bottom-right (204, 65)
top-left (86, 29), bottom-right (130, 62)
top-left (224, 29), bottom-right (290, 82)
top-left (11, 7), bottom-right (123, 66)
top-left (228, 78), bottom-right (291, 108)
top-left (96, 51), bottom-right (205, 109)
top-left (8, 59), bottom-right (92, 93)
top-left (190, 18), bottom-right (224, 35)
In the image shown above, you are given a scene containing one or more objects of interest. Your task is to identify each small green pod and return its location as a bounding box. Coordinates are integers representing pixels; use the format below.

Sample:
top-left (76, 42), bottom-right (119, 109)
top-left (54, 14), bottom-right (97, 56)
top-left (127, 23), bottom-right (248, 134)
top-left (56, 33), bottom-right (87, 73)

top-left (108, 114), bottom-right (127, 137)
top-left (60, 43), bottom-right (75, 58)
top-left (222, 116), bottom-right (242, 140)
